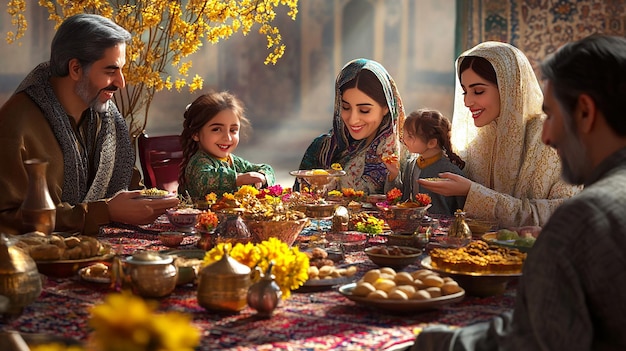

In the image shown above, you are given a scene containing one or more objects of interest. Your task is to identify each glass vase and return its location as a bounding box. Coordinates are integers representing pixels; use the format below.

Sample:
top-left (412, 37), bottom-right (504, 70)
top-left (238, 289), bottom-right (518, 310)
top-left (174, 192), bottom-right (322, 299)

top-left (20, 159), bottom-right (56, 235)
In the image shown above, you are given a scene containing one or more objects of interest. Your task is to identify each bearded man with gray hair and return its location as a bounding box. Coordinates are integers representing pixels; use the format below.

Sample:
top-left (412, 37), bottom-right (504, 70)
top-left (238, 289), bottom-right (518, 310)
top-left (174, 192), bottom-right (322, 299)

top-left (0, 14), bottom-right (177, 235)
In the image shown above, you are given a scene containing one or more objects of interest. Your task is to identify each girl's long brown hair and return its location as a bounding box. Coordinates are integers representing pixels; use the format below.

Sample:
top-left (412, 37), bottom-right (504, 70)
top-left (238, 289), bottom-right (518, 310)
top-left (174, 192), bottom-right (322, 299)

top-left (404, 109), bottom-right (465, 169)
top-left (178, 91), bottom-right (249, 187)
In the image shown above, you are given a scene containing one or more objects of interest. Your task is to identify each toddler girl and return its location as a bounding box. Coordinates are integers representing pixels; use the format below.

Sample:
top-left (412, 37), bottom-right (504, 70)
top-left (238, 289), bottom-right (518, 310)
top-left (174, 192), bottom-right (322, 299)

top-left (178, 91), bottom-right (275, 198)
top-left (385, 109), bottom-right (465, 215)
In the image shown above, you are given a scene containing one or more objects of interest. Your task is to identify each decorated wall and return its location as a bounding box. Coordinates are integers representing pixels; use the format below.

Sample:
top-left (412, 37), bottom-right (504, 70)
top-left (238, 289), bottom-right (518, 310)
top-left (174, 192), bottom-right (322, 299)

top-left (457, 0), bottom-right (626, 75)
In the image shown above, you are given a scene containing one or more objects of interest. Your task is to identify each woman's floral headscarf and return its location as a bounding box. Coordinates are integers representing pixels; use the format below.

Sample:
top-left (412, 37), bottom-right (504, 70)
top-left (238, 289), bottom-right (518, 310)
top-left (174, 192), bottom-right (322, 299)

top-left (311, 58), bottom-right (407, 193)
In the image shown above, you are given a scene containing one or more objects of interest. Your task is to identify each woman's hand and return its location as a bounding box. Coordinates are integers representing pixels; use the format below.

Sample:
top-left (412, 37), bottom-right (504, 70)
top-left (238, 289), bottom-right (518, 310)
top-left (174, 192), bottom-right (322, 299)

top-left (417, 172), bottom-right (471, 197)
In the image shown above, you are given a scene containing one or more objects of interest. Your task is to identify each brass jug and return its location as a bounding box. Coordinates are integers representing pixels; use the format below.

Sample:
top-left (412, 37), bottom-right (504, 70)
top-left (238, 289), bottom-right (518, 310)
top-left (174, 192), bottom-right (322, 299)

top-left (20, 159), bottom-right (56, 235)
top-left (449, 209), bottom-right (472, 239)
top-left (247, 263), bottom-right (282, 318)
top-left (197, 249), bottom-right (250, 312)
top-left (122, 251), bottom-right (178, 298)
top-left (0, 233), bottom-right (42, 315)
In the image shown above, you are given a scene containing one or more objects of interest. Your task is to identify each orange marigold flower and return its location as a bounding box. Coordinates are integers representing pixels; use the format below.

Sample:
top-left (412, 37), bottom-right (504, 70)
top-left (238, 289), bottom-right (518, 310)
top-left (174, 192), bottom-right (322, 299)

top-left (386, 188), bottom-right (403, 204)
top-left (197, 210), bottom-right (219, 231)
top-left (414, 193), bottom-right (432, 206)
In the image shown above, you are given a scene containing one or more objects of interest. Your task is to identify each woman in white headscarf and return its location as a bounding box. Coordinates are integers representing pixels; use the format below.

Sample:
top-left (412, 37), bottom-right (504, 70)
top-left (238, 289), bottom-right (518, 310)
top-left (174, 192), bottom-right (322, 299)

top-left (419, 42), bottom-right (580, 227)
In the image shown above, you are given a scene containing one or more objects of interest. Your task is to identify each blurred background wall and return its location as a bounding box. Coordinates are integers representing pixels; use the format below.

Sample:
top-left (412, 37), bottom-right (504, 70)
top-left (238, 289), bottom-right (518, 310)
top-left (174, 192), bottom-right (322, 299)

top-left (1, 0), bottom-right (624, 187)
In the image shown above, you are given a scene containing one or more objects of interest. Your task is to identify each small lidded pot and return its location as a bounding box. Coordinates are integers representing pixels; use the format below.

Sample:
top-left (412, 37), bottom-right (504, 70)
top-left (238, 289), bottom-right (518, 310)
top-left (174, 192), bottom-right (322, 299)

top-left (123, 251), bottom-right (178, 298)
top-left (197, 248), bottom-right (251, 312)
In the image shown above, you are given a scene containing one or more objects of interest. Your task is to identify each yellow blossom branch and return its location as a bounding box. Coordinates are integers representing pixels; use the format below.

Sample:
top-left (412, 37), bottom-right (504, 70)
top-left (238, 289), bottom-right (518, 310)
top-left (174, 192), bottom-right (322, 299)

top-left (6, 0), bottom-right (298, 142)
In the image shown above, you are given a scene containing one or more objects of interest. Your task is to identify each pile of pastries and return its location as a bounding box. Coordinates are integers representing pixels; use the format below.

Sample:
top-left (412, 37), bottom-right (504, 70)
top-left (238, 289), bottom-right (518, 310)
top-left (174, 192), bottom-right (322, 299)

top-left (429, 240), bottom-right (526, 274)
top-left (306, 247), bottom-right (357, 280)
top-left (80, 263), bottom-right (111, 281)
top-left (350, 267), bottom-right (462, 300)
top-left (15, 231), bottom-right (108, 261)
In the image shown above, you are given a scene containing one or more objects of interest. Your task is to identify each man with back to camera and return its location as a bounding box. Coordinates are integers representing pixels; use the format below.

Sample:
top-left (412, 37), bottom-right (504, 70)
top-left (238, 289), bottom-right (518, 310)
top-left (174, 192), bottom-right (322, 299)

top-left (0, 13), bottom-right (178, 235)
top-left (412, 34), bottom-right (626, 351)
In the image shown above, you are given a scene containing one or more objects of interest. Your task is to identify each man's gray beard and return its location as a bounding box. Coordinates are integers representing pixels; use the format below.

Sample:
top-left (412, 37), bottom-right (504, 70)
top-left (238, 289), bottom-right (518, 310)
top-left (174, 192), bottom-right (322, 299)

top-left (75, 76), bottom-right (109, 113)
top-left (92, 99), bottom-right (110, 113)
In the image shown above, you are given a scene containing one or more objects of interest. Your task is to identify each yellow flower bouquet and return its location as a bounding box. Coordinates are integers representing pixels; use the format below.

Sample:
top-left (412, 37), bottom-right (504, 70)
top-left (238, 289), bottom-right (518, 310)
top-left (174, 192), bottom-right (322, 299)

top-left (202, 238), bottom-right (309, 299)
top-left (29, 292), bottom-right (200, 351)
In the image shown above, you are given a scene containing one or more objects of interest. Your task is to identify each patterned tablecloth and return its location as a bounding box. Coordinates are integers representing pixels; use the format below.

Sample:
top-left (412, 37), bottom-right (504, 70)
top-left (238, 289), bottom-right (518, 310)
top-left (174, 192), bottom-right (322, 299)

top-left (4, 218), bottom-right (516, 351)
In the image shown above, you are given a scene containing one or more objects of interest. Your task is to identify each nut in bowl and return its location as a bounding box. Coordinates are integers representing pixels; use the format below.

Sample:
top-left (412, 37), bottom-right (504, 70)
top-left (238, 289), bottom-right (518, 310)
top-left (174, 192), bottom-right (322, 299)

top-left (158, 231), bottom-right (185, 248)
top-left (364, 245), bottom-right (422, 270)
top-left (166, 208), bottom-right (202, 232)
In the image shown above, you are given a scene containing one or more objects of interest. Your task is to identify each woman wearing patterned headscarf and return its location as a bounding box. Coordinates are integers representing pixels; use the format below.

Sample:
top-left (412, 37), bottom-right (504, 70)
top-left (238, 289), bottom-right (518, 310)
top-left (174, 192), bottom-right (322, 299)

top-left (296, 58), bottom-right (407, 195)
top-left (418, 42), bottom-right (580, 227)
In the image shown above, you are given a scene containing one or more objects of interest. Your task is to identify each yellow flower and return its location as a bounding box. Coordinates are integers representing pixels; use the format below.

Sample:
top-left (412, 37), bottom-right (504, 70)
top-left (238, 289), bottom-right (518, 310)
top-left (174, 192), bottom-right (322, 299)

top-left (355, 215), bottom-right (385, 234)
top-left (327, 190), bottom-right (342, 197)
top-left (331, 163), bottom-right (343, 171)
top-left (30, 344), bottom-right (85, 351)
top-left (235, 185), bottom-right (260, 199)
top-left (203, 239), bottom-right (309, 299)
top-left (205, 192), bottom-right (218, 204)
top-left (88, 292), bottom-right (200, 351)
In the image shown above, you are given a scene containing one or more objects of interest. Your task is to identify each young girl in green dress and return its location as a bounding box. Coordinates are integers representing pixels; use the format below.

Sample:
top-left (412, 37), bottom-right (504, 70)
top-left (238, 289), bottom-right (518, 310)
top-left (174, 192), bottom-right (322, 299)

top-left (178, 91), bottom-right (275, 198)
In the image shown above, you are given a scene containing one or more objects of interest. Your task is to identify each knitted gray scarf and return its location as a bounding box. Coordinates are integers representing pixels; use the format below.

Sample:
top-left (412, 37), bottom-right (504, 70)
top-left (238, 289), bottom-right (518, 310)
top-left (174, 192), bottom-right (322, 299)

top-left (16, 62), bottom-right (134, 204)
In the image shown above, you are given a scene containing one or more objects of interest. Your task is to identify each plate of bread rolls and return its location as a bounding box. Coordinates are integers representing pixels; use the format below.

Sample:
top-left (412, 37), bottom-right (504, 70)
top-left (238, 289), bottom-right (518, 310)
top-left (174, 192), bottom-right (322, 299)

top-left (14, 231), bottom-right (114, 277)
top-left (338, 267), bottom-right (465, 313)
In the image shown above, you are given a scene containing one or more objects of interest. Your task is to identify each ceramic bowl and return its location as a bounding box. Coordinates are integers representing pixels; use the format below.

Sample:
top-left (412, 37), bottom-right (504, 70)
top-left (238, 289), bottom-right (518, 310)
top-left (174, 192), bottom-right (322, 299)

top-left (376, 203), bottom-right (430, 234)
top-left (158, 231), bottom-right (185, 247)
top-left (364, 245), bottom-right (422, 270)
top-left (466, 219), bottom-right (498, 237)
top-left (366, 194), bottom-right (387, 206)
top-left (325, 231), bottom-right (369, 253)
top-left (304, 202), bottom-right (339, 218)
top-left (166, 208), bottom-right (202, 231)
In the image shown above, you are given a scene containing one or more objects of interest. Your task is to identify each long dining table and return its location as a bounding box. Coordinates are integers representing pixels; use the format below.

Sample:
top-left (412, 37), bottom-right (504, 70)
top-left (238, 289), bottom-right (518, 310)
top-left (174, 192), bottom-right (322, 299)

top-left (3, 217), bottom-right (517, 351)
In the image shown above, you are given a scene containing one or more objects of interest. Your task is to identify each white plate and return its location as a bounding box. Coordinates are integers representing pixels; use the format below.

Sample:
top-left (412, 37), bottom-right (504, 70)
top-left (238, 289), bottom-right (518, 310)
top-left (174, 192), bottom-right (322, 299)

top-left (134, 192), bottom-right (176, 200)
top-left (304, 275), bottom-right (355, 287)
top-left (296, 264), bottom-right (358, 292)
top-left (289, 169), bottom-right (346, 178)
top-left (338, 283), bottom-right (465, 313)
